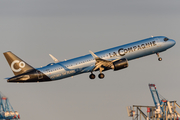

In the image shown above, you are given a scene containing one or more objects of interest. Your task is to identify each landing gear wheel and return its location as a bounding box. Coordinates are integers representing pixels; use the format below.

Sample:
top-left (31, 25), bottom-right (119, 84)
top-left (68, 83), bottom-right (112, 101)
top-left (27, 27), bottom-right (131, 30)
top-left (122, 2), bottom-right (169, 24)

top-left (98, 73), bottom-right (105, 79)
top-left (158, 57), bottom-right (162, 61)
top-left (89, 74), bottom-right (95, 79)
top-left (156, 53), bottom-right (162, 61)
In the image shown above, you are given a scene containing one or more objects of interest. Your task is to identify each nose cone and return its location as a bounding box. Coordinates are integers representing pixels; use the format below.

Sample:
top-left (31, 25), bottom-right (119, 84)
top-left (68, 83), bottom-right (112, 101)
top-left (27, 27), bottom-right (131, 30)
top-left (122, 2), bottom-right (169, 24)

top-left (169, 39), bottom-right (176, 47)
top-left (170, 39), bottom-right (176, 46)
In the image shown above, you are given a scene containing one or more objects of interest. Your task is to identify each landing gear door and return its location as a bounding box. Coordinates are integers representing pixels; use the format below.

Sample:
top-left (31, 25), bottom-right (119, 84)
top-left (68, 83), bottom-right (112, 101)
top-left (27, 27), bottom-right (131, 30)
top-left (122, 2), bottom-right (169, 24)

top-left (37, 71), bottom-right (43, 79)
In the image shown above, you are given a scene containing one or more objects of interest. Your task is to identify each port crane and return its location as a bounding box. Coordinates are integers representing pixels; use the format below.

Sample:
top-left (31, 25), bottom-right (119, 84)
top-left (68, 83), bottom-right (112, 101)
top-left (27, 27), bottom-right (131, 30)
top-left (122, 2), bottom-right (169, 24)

top-left (0, 92), bottom-right (20, 120)
top-left (127, 84), bottom-right (180, 120)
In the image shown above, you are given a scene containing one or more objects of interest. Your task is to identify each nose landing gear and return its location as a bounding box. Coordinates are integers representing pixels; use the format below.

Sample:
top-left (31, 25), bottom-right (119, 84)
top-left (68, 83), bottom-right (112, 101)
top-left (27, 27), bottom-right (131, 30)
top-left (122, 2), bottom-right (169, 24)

top-left (156, 53), bottom-right (162, 61)
top-left (158, 57), bottom-right (162, 61)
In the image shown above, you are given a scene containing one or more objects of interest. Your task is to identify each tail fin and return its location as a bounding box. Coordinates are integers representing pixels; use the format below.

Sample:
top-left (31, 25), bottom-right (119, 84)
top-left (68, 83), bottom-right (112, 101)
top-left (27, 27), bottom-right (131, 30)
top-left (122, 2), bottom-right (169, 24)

top-left (3, 51), bottom-right (34, 76)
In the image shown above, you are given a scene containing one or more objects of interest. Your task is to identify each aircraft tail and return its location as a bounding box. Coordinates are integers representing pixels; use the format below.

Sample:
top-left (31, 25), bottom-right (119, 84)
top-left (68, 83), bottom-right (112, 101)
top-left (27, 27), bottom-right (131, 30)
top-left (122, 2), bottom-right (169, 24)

top-left (3, 51), bottom-right (34, 76)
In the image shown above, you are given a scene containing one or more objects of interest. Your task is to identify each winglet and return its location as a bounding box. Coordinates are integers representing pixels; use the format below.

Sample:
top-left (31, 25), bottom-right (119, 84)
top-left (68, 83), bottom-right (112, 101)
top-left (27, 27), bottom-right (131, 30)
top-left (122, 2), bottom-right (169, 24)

top-left (49, 54), bottom-right (59, 63)
top-left (89, 51), bottom-right (98, 59)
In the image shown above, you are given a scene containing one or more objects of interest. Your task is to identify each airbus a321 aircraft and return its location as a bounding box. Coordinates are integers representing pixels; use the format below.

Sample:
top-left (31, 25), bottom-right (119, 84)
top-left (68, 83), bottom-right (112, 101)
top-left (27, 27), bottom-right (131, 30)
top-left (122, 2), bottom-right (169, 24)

top-left (4, 36), bottom-right (176, 83)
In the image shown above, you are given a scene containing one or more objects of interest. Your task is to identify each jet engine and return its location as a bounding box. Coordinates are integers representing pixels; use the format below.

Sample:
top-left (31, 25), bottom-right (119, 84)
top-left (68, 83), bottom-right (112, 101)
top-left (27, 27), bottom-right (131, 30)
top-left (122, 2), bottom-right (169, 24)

top-left (111, 58), bottom-right (128, 71)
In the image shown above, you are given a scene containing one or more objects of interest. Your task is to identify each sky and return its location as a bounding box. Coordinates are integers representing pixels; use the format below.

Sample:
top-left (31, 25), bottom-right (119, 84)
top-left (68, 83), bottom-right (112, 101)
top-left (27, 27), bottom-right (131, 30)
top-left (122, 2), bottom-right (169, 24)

top-left (0, 0), bottom-right (180, 120)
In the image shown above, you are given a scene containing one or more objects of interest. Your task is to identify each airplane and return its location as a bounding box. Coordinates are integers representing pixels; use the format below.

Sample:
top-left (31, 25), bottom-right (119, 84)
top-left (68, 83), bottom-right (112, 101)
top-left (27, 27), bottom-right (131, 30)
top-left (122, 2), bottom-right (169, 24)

top-left (3, 36), bottom-right (176, 83)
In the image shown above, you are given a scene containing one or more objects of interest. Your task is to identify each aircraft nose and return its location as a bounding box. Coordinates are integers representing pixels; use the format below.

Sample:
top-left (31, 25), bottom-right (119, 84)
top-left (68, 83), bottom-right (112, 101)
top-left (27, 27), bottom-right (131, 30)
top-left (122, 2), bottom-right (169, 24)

top-left (169, 39), bottom-right (176, 47)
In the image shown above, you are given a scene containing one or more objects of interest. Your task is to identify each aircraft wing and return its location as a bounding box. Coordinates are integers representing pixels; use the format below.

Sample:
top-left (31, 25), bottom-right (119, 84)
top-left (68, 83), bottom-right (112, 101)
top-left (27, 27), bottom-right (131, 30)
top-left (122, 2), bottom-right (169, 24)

top-left (89, 51), bottom-right (120, 72)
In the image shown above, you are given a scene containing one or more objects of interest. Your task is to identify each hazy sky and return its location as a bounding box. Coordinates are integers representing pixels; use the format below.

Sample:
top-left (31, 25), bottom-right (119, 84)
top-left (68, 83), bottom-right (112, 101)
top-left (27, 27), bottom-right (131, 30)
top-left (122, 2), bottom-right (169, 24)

top-left (0, 0), bottom-right (180, 120)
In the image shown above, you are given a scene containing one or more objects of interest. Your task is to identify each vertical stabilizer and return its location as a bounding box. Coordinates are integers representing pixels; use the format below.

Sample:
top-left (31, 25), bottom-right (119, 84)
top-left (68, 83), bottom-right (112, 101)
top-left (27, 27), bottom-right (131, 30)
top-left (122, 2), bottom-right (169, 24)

top-left (3, 51), bottom-right (34, 76)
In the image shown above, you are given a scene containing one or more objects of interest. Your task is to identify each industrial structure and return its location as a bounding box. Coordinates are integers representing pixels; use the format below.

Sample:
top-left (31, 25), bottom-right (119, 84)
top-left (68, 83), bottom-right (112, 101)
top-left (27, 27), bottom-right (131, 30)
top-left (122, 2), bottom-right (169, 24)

top-left (0, 92), bottom-right (20, 120)
top-left (127, 84), bottom-right (180, 120)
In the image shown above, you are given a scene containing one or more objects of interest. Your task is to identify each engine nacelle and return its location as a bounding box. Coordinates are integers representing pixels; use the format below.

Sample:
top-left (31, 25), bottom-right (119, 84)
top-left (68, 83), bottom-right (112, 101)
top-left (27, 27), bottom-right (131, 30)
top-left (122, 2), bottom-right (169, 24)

top-left (112, 58), bottom-right (128, 71)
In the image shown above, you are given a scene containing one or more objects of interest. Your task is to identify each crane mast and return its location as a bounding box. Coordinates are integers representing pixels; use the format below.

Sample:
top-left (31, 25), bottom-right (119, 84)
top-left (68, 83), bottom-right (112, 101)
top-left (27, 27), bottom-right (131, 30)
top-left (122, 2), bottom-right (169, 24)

top-left (0, 92), bottom-right (20, 120)
top-left (127, 84), bottom-right (180, 120)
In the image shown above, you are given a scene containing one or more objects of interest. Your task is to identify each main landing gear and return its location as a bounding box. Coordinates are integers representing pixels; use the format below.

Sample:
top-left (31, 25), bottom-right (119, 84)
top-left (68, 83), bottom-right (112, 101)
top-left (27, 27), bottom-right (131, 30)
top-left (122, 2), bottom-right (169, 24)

top-left (156, 53), bottom-right (162, 61)
top-left (89, 73), bottom-right (95, 79)
top-left (98, 73), bottom-right (105, 79)
top-left (89, 73), bottom-right (105, 79)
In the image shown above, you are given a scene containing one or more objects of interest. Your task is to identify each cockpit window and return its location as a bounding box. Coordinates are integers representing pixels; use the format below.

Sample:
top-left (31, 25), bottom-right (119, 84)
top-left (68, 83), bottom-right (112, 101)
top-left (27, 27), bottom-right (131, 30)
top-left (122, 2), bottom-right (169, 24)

top-left (164, 37), bottom-right (169, 41)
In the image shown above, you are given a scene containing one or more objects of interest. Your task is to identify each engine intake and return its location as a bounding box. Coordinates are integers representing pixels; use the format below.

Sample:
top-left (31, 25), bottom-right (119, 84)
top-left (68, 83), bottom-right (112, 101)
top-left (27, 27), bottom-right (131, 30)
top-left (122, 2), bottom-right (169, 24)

top-left (112, 58), bottom-right (128, 71)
